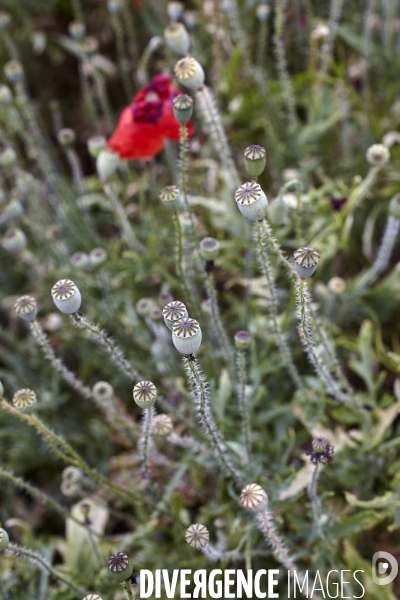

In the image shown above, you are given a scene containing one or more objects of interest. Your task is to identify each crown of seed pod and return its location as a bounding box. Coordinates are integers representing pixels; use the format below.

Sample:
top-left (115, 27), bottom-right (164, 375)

top-left (51, 279), bottom-right (82, 314)
top-left (2, 228), bottom-right (27, 252)
top-left (174, 56), bottom-right (205, 90)
top-left (240, 483), bottom-right (268, 511)
top-left (12, 388), bottom-right (37, 414)
top-left (159, 185), bottom-right (182, 211)
top-left (87, 135), bottom-right (107, 158)
top-left (366, 143), bottom-right (390, 167)
top-left (108, 552), bottom-right (133, 583)
top-left (164, 22), bottom-right (190, 55)
top-left (89, 247), bottom-right (107, 266)
top-left (234, 330), bottom-right (251, 351)
top-left (293, 247), bottom-right (320, 278)
top-left (61, 478), bottom-right (80, 496)
top-left (62, 465), bottom-right (83, 483)
top-left (152, 414), bottom-right (173, 436)
top-left (92, 381), bottom-right (114, 403)
top-left (107, 0), bottom-right (123, 14)
top-left (0, 84), bottom-right (12, 106)
top-left (162, 300), bottom-right (188, 330)
top-left (14, 295), bottom-right (37, 322)
top-left (4, 60), bottom-right (24, 83)
top-left (173, 94), bottom-right (193, 124)
top-left (200, 237), bottom-right (220, 261)
top-left (83, 594), bottom-right (103, 600)
top-left (80, 36), bottom-right (99, 58)
top-left (234, 181), bottom-right (269, 221)
top-left (0, 11), bottom-right (11, 30)
top-left (185, 523), bottom-right (209, 549)
top-left (0, 528), bottom-right (9, 551)
top-left (389, 193), bottom-right (400, 219)
top-left (133, 380), bottom-right (157, 409)
top-left (57, 128), bottom-right (76, 148)
top-left (167, 1), bottom-right (184, 20)
top-left (0, 147), bottom-right (17, 167)
top-left (96, 148), bottom-right (120, 181)
top-left (70, 252), bottom-right (90, 270)
top-left (172, 317), bottom-right (202, 354)
top-left (68, 20), bottom-right (86, 40)
top-left (243, 145), bottom-right (267, 178)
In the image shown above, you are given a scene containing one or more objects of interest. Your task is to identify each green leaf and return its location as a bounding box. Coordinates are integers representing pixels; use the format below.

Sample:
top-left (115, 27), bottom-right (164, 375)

top-left (328, 510), bottom-right (382, 540)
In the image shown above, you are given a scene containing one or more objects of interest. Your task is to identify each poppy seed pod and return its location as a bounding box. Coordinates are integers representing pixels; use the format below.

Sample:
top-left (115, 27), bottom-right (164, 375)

top-left (158, 291), bottom-right (174, 307)
top-left (12, 388), bottom-right (37, 414)
top-left (107, 0), bottom-right (123, 14)
top-left (83, 595), bottom-right (103, 600)
top-left (389, 194), bottom-right (400, 219)
top-left (92, 381), bottom-right (114, 403)
top-left (366, 143), bottom-right (390, 167)
top-left (185, 523), bottom-right (209, 549)
top-left (172, 317), bottom-right (202, 354)
top-left (240, 483), bottom-right (268, 511)
top-left (89, 247), bottom-right (108, 265)
top-left (164, 22), bottom-right (191, 55)
top-left (2, 228), bottom-right (27, 252)
top-left (256, 3), bottom-right (270, 21)
top-left (80, 36), bottom-right (99, 58)
top-left (162, 300), bottom-right (188, 330)
top-left (133, 380), bottom-right (157, 409)
top-left (234, 181), bottom-right (269, 221)
top-left (234, 330), bottom-right (251, 351)
top-left (152, 414), bottom-right (173, 436)
top-left (159, 185), bottom-right (182, 211)
top-left (293, 247), bottom-right (320, 278)
top-left (0, 11), bottom-right (11, 31)
top-left (0, 528), bottom-right (9, 551)
top-left (173, 94), bottom-right (193, 124)
top-left (96, 148), bottom-right (120, 181)
top-left (70, 252), bottom-right (90, 269)
top-left (200, 237), bottom-right (220, 261)
top-left (167, 1), bottom-right (184, 21)
top-left (243, 145), bottom-right (266, 178)
top-left (108, 552), bottom-right (133, 583)
top-left (51, 279), bottom-right (82, 314)
top-left (0, 147), bottom-right (17, 167)
top-left (4, 60), bottom-right (24, 83)
top-left (0, 84), bottom-right (12, 106)
top-left (68, 20), bottom-right (86, 40)
top-left (87, 135), bottom-right (107, 158)
top-left (136, 297), bottom-right (156, 317)
top-left (174, 56), bottom-right (205, 90)
top-left (57, 128), bottom-right (76, 148)
top-left (14, 295), bottom-right (38, 322)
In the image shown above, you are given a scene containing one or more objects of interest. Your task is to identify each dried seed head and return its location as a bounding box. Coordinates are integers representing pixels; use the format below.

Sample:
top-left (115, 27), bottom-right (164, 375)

top-left (174, 56), bottom-right (204, 90)
top-left (0, 528), bottom-right (9, 551)
top-left (234, 330), bottom-right (251, 350)
top-left (152, 414), bottom-right (173, 436)
top-left (200, 237), bottom-right (220, 261)
top-left (87, 135), bottom-right (107, 158)
top-left (240, 483), bottom-right (268, 511)
top-left (172, 317), bottom-right (202, 354)
top-left (108, 552), bottom-right (133, 582)
top-left (173, 94), bottom-right (193, 124)
top-left (328, 276), bottom-right (346, 294)
top-left (243, 145), bottom-right (266, 178)
top-left (0, 147), bottom-right (17, 167)
top-left (293, 247), bottom-right (320, 278)
top-left (14, 295), bottom-right (37, 322)
top-left (164, 22), bottom-right (190, 55)
top-left (92, 381), bottom-right (114, 403)
top-left (4, 60), bottom-right (24, 83)
top-left (96, 148), bottom-right (120, 181)
top-left (389, 193), bottom-right (400, 219)
top-left (2, 228), bottom-right (27, 252)
top-left (162, 300), bottom-right (188, 330)
top-left (80, 36), bottom-right (99, 58)
top-left (234, 181), bottom-right (268, 221)
top-left (0, 11), bottom-right (11, 30)
top-left (133, 380), bottom-right (157, 409)
top-left (89, 247), bottom-right (107, 265)
top-left (70, 252), bottom-right (90, 269)
top-left (60, 479), bottom-right (80, 496)
top-left (185, 523), bottom-right (209, 549)
top-left (68, 20), bottom-right (86, 40)
top-left (167, 1), bottom-right (184, 21)
top-left (62, 466), bottom-right (82, 483)
top-left (12, 388), bottom-right (37, 414)
top-left (0, 84), bottom-right (12, 106)
top-left (51, 279), bottom-right (82, 314)
top-left (159, 185), bottom-right (182, 211)
top-left (366, 143), bottom-right (390, 167)
top-left (57, 128), bottom-right (76, 148)
top-left (107, 0), bottom-right (123, 14)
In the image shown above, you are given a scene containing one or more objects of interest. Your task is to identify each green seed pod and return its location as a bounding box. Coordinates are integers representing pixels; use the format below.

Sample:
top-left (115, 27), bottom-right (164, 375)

top-left (92, 381), bottom-right (114, 404)
top-left (200, 237), bottom-right (220, 261)
top-left (149, 305), bottom-right (162, 321)
top-left (80, 36), bottom-right (99, 58)
top-left (136, 297), bottom-right (156, 317)
top-left (0, 147), bottom-right (17, 167)
top-left (152, 414), bottom-right (173, 436)
top-left (366, 143), bottom-right (390, 167)
top-left (167, 1), bottom-right (184, 21)
top-left (173, 94), bottom-right (193, 124)
top-left (83, 594), bottom-right (103, 600)
top-left (159, 185), bottom-right (182, 211)
top-left (14, 295), bottom-right (37, 322)
top-left (174, 56), bottom-right (204, 90)
top-left (185, 524), bottom-right (209, 549)
top-left (293, 247), bottom-right (320, 278)
top-left (172, 317), bottom-right (202, 354)
top-left (234, 330), bottom-right (251, 350)
top-left (96, 148), bottom-right (120, 181)
top-left (89, 247), bottom-right (107, 266)
top-left (0, 84), bottom-right (13, 106)
top-left (234, 181), bottom-right (268, 221)
top-left (256, 3), bottom-right (270, 21)
top-left (68, 20), bottom-right (86, 40)
top-left (87, 135), bottom-right (107, 158)
top-left (62, 465), bottom-right (83, 483)
top-left (164, 22), bottom-right (190, 55)
top-left (107, 0), bottom-right (123, 14)
top-left (51, 279), bottom-right (82, 314)
top-left (2, 228), bottom-right (27, 252)
top-left (4, 60), bottom-right (24, 83)
top-left (57, 128), bottom-right (76, 148)
top-left (108, 552), bottom-right (133, 583)
top-left (243, 145), bottom-right (266, 178)
top-left (0, 11), bottom-right (11, 31)
top-left (162, 300), bottom-right (188, 330)
top-left (389, 194), bottom-right (400, 219)
top-left (70, 252), bottom-right (90, 270)
top-left (12, 388), bottom-right (37, 414)
top-left (133, 380), bottom-right (157, 409)
top-left (0, 528), bottom-right (9, 551)
top-left (240, 483), bottom-right (268, 511)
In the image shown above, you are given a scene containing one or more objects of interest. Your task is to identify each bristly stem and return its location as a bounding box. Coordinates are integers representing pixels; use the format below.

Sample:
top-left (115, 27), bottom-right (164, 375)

top-left (307, 463), bottom-right (322, 539)
top-left (139, 406), bottom-right (155, 481)
top-left (182, 356), bottom-right (242, 486)
top-left (123, 581), bottom-right (137, 600)
top-left (236, 349), bottom-right (252, 471)
top-left (173, 211), bottom-right (200, 320)
top-left (110, 12), bottom-right (134, 100)
top-left (102, 182), bottom-right (145, 252)
top-left (347, 165), bottom-right (380, 213)
top-left (65, 148), bottom-right (86, 195)
top-left (179, 123), bottom-right (189, 210)
top-left (273, 0), bottom-right (298, 132)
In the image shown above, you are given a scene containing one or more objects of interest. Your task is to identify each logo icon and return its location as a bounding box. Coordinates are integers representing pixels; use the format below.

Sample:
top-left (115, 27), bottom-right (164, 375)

top-left (372, 551), bottom-right (398, 586)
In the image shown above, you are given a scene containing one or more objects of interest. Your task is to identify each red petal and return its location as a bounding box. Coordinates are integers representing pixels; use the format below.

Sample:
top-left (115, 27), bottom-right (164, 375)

top-left (107, 106), bottom-right (165, 159)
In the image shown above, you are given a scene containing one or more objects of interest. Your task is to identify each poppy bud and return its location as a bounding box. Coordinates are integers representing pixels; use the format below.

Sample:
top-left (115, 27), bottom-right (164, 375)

top-left (164, 22), bottom-right (191, 55)
top-left (293, 247), bottom-right (320, 278)
top-left (0, 528), bottom-right (9, 551)
top-left (174, 56), bottom-right (205, 90)
top-left (14, 295), bottom-right (37, 322)
top-left (12, 388), bottom-right (37, 414)
top-left (133, 381), bottom-right (157, 409)
top-left (173, 94), bottom-right (193, 124)
top-left (172, 317), bottom-right (202, 354)
top-left (51, 279), bottom-right (82, 314)
top-left (234, 181), bottom-right (269, 221)
top-left (96, 148), bottom-right (120, 181)
top-left (243, 145), bottom-right (266, 178)
top-left (162, 300), bottom-right (188, 330)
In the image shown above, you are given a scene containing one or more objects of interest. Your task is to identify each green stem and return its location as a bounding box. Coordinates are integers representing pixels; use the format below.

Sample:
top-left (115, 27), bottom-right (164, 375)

top-left (237, 350), bottom-right (252, 471)
top-left (173, 211), bottom-right (199, 319)
top-left (103, 182), bottom-right (144, 252)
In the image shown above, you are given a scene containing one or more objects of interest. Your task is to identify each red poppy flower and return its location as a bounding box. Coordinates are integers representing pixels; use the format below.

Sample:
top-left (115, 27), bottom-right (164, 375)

top-left (107, 74), bottom-right (195, 160)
